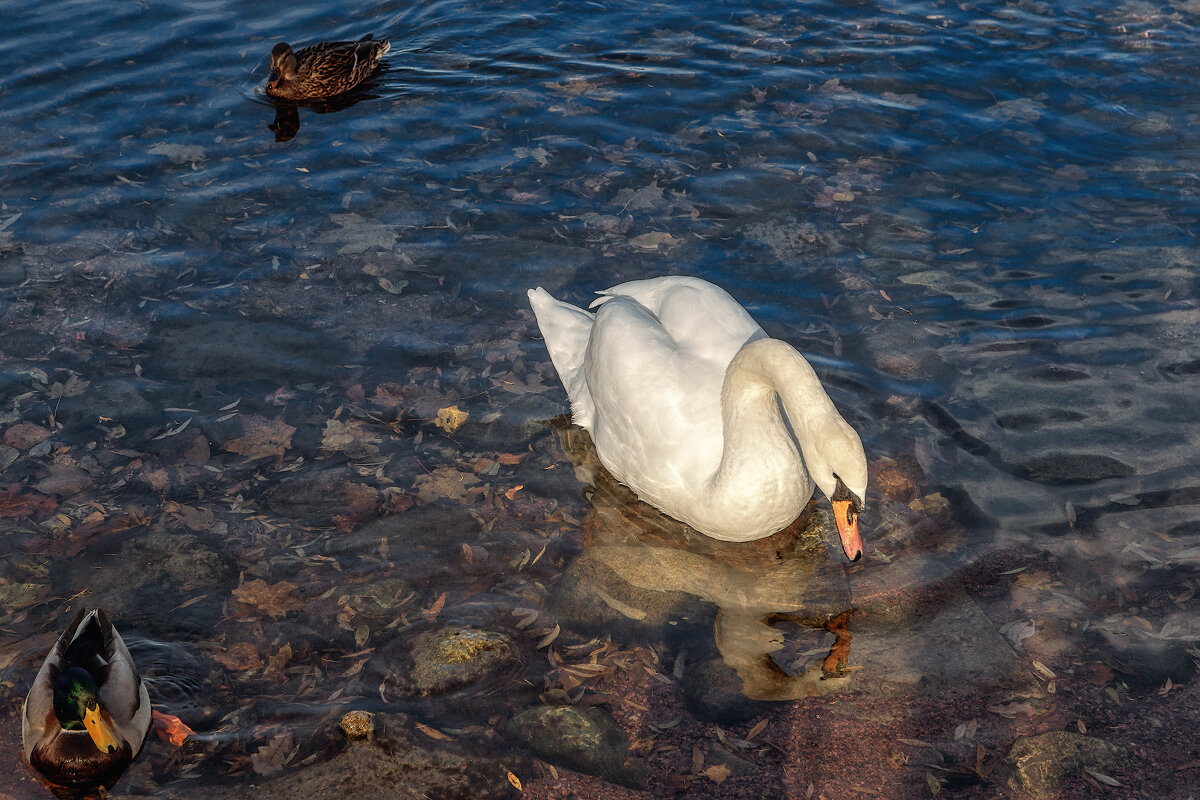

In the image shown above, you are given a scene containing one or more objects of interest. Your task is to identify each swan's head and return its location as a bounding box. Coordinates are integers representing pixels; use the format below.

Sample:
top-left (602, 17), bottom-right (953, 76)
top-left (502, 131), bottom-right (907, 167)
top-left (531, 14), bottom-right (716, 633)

top-left (808, 419), bottom-right (867, 562)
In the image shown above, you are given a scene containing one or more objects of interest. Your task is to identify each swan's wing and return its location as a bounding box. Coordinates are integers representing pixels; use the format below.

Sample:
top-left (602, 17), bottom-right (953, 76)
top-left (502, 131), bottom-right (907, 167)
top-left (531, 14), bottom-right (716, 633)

top-left (593, 276), bottom-right (766, 367)
top-left (584, 295), bottom-right (726, 498)
top-left (528, 288), bottom-right (596, 429)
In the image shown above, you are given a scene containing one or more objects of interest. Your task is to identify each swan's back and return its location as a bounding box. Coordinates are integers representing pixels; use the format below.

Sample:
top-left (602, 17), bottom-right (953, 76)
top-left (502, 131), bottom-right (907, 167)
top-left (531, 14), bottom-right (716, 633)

top-left (593, 277), bottom-right (767, 367)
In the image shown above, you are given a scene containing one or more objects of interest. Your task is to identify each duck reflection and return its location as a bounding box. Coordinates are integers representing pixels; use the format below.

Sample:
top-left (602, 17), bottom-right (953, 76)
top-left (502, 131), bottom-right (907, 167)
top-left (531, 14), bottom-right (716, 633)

top-left (553, 421), bottom-right (857, 702)
top-left (265, 82), bottom-right (384, 143)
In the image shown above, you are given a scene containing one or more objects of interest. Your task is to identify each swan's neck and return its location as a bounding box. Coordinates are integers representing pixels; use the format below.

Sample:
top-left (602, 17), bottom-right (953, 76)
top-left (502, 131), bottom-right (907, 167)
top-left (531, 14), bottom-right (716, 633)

top-left (703, 338), bottom-right (838, 535)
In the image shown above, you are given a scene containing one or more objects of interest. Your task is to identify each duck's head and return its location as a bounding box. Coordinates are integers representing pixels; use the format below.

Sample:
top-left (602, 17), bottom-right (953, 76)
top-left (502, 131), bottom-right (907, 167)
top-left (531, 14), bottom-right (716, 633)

top-left (267, 43), bottom-right (297, 90)
top-left (53, 667), bottom-right (119, 754)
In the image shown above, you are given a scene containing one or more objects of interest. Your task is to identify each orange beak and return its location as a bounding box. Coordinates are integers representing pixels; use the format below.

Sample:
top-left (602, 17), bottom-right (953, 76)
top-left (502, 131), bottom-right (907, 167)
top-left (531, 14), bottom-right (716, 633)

top-left (831, 499), bottom-right (862, 562)
top-left (82, 701), bottom-right (119, 754)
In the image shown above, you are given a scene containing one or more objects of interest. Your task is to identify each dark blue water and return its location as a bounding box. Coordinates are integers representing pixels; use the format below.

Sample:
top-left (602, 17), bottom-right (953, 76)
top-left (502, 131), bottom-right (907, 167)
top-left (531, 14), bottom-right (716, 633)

top-left (2, 0), bottom-right (1199, 797)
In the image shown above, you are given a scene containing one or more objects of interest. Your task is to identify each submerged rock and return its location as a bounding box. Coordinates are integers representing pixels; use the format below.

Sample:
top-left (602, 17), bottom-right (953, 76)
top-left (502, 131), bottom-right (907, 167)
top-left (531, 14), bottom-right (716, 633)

top-left (206, 711), bottom-right (519, 800)
top-left (1017, 453), bottom-right (1135, 485)
top-left (339, 710), bottom-right (375, 740)
top-left (1005, 730), bottom-right (1129, 799)
top-left (408, 626), bottom-right (517, 695)
top-left (507, 704), bottom-right (645, 788)
top-left (362, 624), bottom-right (534, 719)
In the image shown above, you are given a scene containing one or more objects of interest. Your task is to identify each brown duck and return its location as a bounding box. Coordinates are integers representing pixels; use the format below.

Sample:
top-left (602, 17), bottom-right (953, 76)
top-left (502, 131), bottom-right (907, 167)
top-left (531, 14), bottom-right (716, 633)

top-left (267, 34), bottom-right (390, 100)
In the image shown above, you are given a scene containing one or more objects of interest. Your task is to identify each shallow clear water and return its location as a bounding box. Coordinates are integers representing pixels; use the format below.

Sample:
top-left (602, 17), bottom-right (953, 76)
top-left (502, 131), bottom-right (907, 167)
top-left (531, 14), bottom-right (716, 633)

top-left (2, 0), bottom-right (1199, 797)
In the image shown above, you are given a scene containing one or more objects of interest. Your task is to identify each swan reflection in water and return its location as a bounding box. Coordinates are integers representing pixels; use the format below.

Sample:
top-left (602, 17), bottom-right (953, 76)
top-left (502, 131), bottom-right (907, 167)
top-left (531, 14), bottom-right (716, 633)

top-left (553, 421), bottom-right (858, 702)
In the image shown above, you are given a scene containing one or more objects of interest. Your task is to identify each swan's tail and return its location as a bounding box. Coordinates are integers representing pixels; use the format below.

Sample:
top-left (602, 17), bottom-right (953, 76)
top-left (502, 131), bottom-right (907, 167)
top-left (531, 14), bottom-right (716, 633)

top-left (527, 287), bottom-right (596, 429)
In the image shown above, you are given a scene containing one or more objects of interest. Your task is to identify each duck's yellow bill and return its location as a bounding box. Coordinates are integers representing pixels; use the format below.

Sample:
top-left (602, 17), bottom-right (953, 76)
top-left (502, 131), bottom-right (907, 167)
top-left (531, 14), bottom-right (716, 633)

top-left (832, 499), bottom-right (863, 562)
top-left (82, 701), bottom-right (119, 754)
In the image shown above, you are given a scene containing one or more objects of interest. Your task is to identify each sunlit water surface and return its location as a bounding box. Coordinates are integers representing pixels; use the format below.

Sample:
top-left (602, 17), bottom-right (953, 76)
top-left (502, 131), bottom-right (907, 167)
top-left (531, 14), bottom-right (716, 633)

top-left (2, 0), bottom-right (1199, 797)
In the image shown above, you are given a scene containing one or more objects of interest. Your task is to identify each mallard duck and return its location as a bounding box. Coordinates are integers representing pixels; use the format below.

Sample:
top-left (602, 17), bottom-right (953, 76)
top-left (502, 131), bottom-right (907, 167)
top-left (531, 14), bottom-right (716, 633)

top-left (528, 276), bottom-right (868, 560)
top-left (22, 609), bottom-right (151, 791)
top-left (266, 34), bottom-right (390, 100)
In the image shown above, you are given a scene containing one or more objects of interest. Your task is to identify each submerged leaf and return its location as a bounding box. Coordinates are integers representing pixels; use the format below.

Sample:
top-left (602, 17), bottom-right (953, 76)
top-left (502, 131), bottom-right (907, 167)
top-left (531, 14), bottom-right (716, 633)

top-left (232, 579), bottom-right (304, 619)
top-left (251, 731), bottom-right (293, 776)
top-left (224, 415), bottom-right (296, 460)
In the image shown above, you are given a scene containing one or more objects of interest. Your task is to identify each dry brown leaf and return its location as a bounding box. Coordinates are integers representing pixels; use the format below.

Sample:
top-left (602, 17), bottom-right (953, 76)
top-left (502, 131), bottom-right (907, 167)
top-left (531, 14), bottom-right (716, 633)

top-left (213, 641), bottom-right (262, 671)
top-left (321, 419), bottom-right (381, 458)
top-left (744, 718), bottom-right (769, 741)
top-left (141, 464), bottom-right (169, 492)
top-left (332, 483), bottom-right (379, 532)
top-left (701, 765), bottom-right (732, 784)
top-left (173, 504), bottom-right (215, 532)
top-left (251, 731), bottom-right (293, 776)
top-left (267, 642), bottom-right (293, 675)
top-left (986, 701), bottom-right (1037, 718)
top-left (224, 415), bottom-right (296, 460)
top-left (370, 383), bottom-right (406, 410)
top-left (427, 592), bottom-right (447, 618)
top-left (0, 486), bottom-right (57, 520)
top-left (232, 579), bottom-right (304, 619)
top-left (414, 722), bottom-right (453, 741)
top-left (504, 484), bottom-right (524, 501)
top-left (435, 405), bottom-right (468, 433)
top-left (413, 466), bottom-right (482, 504)
top-left (629, 231), bottom-right (679, 250)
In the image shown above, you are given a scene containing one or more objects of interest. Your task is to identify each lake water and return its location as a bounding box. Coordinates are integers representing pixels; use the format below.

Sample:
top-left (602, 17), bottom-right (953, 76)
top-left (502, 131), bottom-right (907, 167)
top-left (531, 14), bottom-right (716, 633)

top-left (2, 0), bottom-right (1199, 798)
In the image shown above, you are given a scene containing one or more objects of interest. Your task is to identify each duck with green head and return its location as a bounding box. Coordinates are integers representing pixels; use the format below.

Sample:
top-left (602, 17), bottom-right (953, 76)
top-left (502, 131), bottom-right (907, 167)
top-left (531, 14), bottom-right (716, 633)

top-left (22, 609), bottom-right (151, 791)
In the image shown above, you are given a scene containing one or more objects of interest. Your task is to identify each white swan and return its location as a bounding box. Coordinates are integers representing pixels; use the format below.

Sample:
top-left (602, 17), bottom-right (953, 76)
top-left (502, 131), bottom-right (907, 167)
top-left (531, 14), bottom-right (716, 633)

top-left (528, 276), bottom-right (868, 561)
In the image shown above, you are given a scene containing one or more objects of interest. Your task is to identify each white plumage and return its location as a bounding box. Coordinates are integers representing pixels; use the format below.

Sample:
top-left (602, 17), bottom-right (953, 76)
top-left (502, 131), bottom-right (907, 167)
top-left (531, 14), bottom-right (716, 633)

top-left (528, 276), bottom-right (867, 560)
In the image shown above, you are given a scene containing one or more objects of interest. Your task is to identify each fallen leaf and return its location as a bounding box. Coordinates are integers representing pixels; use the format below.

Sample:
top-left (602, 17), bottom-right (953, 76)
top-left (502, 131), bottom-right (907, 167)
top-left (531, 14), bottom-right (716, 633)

top-left (427, 592), bottom-right (447, 618)
top-left (629, 231), bottom-right (679, 250)
top-left (701, 765), bottom-right (732, 784)
top-left (3, 422), bottom-right (51, 450)
top-left (267, 642), bottom-right (293, 675)
top-left (435, 405), bottom-right (468, 433)
top-left (745, 718), bottom-right (769, 741)
top-left (332, 483), bottom-right (379, 532)
top-left (314, 213), bottom-right (397, 254)
top-left (212, 641), bottom-right (262, 671)
top-left (0, 485), bottom-right (57, 520)
top-left (224, 415), bottom-right (296, 460)
top-left (414, 722), bottom-right (453, 741)
top-left (172, 504), bottom-right (215, 532)
top-left (987, 701), bottom-right (1037, 718)
top-left (149, 142), bottom-right (208, 163)
top-left (251, 731), bottom-right (293, 776)
top-left (1083, 769), bottom-right (1121, 787)
top-left (320, 419), bottom-right (381, 458)
top-left (232, 579), bottom-right (304, 619)
top-left (614, 180), bottom-right (666, 212)
top-left (413, 466), bottom-right (482, 504)
top-left (504, 484), bottom-right (524, 501)
top-left (507, 771), bottom-right (522, 790)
